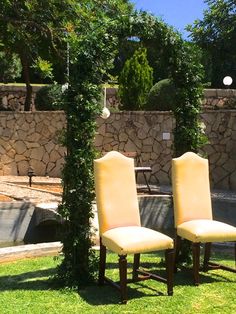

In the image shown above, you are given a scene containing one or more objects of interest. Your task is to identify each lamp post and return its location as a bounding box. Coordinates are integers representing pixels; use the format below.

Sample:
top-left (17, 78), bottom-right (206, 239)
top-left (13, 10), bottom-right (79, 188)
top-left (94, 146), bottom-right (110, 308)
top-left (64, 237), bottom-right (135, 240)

top-left (28, 166), bottom-right (35, 187)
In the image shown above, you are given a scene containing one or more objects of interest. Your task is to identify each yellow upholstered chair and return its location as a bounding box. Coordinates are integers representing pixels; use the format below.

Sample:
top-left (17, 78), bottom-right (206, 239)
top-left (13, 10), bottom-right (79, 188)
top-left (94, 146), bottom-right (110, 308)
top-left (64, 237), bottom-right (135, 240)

top-left (172, 152), bottom-right (236, 285)
top-left (94, 151), bottom-right (174, 303)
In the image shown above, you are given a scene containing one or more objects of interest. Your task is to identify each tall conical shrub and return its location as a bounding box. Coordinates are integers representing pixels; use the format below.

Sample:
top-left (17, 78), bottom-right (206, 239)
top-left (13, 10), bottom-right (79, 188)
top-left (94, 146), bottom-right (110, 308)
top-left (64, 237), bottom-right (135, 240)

top-left (118, 47), bottom-right (153, 110)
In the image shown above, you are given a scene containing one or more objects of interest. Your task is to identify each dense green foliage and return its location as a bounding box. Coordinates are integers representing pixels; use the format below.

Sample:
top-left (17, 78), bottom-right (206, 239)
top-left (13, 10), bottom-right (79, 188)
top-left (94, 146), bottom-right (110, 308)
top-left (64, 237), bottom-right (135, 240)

top-left (170, 42), bottom-right (208, 156)
top-left (35, 85), bottom-right (63, 111)
top-left (56, 0), bottom-right (131, 287)
top-left (146, 79), bottom-right (177, 111)
top-left (0, 51), bottom-right (22, 83)
top-left (113, 11), bottom-right (180, 84)
top-left (187, 0), bottom-right (236, 88)
top-left (118, 47), bottom-right (153, 110)
top-left (117, 11), bottom-right (207, 156)
top-left (0, 0), bottom-right (78, 110)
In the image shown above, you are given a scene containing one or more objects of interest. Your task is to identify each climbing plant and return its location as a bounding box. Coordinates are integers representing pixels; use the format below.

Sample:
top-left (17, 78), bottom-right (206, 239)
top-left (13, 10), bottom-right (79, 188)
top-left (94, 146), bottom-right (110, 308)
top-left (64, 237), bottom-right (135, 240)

top-left (57, 6), bottom-right (207, 287)
top-left (169, 41), bottom-right (208, 156)
top-left (56, 0), bottom-right (131, 287)
top-left (120, 11), bottom-right (208, 156)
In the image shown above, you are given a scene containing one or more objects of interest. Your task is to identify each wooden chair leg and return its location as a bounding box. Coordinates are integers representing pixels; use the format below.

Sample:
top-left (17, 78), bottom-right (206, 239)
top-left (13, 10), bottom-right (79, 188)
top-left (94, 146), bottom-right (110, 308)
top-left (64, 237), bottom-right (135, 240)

top-left (192, 242), bottom-right (200, 285)
top-left (165, 249), bottom-right (174, 296)
top-left (203, 242), bottom-right (212, 272)
top-left (98, 238), bottom-right (106, 285)
top-left (174, 235), bottom-right (181, 272)
top-left (119, 255), bottom-right (127, 304)
top-left (132, 253), bottom-right (140, 282)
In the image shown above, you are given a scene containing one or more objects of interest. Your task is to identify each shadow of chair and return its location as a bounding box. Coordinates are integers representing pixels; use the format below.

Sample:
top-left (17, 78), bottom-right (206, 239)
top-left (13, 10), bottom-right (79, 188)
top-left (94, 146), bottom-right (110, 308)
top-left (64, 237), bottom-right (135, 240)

top-left (94, 151), bottom-right (174, 303)
top-left (172, 152), bottom-right (236, 285)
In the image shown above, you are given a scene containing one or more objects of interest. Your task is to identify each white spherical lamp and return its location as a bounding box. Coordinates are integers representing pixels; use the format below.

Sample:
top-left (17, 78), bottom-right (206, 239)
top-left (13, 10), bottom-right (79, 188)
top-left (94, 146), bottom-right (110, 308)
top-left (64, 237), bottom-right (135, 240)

top-left (223, 76), bottom-right (233, 86)
top-left (101, 107), bottom-right (110, 119)
top-left (100, 86), bottom-right (110, 119)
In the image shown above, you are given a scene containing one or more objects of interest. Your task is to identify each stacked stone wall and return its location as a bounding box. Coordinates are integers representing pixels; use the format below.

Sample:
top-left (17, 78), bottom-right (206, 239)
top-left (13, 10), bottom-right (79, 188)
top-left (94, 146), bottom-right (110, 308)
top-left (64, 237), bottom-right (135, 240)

top-left (202, 89), bottom-right (236, 109)
top-left (0, 111), bottom-right (66, 177)
top-left (1, 85), bottom-right (236, 111)
top-left (0, 85), bottom-right (42, 111)
top-left (104, 88), bottom-right (236, 110)
top-left (96, 111), bottom-right (236, 191)
top-left (0, 110), bottom-right (235, 190)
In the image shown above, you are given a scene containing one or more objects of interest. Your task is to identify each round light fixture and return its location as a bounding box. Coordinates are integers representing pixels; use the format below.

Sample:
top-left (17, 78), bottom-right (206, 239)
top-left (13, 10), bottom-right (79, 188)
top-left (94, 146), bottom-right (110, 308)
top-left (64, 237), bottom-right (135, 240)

top-left (223, 76), bottom-right (233, 86)
top-left (100, 86), bottom-right (110, 119)
top-left (101, 107), bottom-right (110, 119)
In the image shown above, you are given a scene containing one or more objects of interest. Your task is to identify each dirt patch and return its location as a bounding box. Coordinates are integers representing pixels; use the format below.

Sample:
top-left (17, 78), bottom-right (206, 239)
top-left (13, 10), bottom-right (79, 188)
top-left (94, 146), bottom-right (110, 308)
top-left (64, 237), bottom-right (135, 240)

top-left (0, 195), bottom-right (15, 202)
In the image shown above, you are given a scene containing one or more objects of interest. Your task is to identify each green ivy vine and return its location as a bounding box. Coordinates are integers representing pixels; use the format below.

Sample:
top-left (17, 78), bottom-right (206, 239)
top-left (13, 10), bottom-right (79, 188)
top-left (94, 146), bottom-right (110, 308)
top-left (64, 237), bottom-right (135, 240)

top-left (56, 7), bottom-right (207, 287)
top-left (56, 5), bottom-right (118, 287)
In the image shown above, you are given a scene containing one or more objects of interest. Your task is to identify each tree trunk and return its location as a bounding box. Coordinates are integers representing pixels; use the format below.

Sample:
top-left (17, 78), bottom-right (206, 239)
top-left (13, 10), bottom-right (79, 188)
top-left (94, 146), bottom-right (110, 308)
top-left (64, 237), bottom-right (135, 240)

top-left (20, 54), bottom-right (32, 111)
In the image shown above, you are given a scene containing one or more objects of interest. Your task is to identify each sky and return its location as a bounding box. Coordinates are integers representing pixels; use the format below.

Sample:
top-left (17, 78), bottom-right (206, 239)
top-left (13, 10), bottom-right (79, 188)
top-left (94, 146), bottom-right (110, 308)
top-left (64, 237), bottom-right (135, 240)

top-left (131, 0), bottom-right (208, 39)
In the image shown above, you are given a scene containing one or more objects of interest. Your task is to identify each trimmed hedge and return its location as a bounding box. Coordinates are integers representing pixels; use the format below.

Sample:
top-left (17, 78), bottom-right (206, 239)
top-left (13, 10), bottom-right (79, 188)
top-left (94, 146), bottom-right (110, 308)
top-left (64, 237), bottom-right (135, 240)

top-left (35, 84), bottom-right (63, 110)
top-left (146, 78), bottom-right (177, 111)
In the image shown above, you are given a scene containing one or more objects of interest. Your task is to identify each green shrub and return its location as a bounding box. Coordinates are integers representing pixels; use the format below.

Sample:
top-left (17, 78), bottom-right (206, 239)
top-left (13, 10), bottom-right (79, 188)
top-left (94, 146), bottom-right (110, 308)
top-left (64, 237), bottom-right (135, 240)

top-left (146, 78), bottom-right (177, 111)
top-left (118, 47), bottom-right (153, 110)
top-left (35, 84), bottom-right (63, 111)
top-left (0, 52), bottom-right (22, 83)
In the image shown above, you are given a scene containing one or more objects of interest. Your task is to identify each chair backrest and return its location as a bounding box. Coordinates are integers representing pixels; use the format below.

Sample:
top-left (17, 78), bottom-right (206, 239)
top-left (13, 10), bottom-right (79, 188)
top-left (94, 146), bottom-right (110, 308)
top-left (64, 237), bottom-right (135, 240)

top-left (94, 151), bottom-right (141, 234)
top-left (172, 152), bottom-right (213, 227)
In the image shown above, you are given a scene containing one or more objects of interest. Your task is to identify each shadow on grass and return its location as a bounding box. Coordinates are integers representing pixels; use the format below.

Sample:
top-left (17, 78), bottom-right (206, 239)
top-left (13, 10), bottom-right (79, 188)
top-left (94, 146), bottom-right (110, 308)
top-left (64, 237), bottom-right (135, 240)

top-left (0, 268), bottom-right (56, 291)
top-left (173, 269), bottom-right (236, 287)
top-left (0, 251), bottom-right (235, 305)
top-left (78, 279), bottom-right (169, 305)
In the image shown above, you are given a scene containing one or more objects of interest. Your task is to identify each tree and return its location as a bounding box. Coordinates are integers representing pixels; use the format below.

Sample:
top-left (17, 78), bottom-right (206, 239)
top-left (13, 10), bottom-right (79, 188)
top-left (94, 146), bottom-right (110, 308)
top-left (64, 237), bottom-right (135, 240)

top-left (118, 47), bottom-right (153, 110)
top-left (0, 0), bottom-right (78, 110)
top-left (187, 0), bottom-right (236, 88)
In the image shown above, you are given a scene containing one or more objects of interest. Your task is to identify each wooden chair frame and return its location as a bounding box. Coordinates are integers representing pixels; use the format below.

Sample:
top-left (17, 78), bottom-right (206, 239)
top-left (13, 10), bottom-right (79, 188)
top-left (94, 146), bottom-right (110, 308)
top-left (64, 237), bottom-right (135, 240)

top-left (174, 235), bottom-right (236, 285)
top-left (99, 238), bottom-right (174, 304)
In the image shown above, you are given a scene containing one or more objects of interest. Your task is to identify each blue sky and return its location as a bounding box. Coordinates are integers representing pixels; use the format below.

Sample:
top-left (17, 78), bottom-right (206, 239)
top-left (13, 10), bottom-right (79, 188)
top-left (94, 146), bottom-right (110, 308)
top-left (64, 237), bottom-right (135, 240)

top-left (131, 0), bottom-right (208, 39)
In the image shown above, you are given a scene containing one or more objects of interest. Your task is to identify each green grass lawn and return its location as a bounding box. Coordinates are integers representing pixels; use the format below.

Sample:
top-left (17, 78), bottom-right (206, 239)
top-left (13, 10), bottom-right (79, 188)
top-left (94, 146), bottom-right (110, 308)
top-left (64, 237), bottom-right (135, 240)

top-left (0, 251), bottom-right (235, 314)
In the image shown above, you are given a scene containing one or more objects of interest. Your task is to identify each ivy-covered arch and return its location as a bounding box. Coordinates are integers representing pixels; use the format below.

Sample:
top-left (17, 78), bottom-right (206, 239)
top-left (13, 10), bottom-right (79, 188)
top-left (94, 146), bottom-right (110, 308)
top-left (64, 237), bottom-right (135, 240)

top-left (56, 5), bottom-right (206, 287)
top-left (123, 11), bottom-right (207, 156)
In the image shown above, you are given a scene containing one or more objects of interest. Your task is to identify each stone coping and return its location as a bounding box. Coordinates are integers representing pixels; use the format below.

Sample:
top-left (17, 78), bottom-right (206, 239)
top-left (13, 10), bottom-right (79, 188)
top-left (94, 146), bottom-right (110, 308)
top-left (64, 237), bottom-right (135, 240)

top-left (0, 242), bottom-right (63, 263)
top-left (0, 242), bottom-right (101, 264)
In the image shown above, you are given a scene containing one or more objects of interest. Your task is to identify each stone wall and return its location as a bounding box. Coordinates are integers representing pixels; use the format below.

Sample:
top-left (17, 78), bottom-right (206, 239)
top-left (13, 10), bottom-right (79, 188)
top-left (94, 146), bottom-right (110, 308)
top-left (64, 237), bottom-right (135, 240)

top-left (0, 111), bottom-right (66, 177)
top-left (104, 88), bottom-right (236, 110)
top-left (1, 85), bottom-right (236, 111)
top-left (201, 110), bottom-right (236, 190)
top-left (0, 85), bottom-right (42, 111)
top-left (203, 89), bottom-right (236, 109)
top-left (96, 110), bottom-right (236, 191)
top-left (96, 112), bottom-right (174, 185)
top-left (0, 110), bottom-right (235, 191)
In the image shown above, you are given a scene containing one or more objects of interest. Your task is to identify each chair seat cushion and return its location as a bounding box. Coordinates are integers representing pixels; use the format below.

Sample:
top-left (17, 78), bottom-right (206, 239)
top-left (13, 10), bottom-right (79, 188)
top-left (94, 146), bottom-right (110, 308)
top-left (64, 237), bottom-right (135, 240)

top-left (177, 219), bottom-right (236, 243)
top-left (101, 226), bottom-right (173, 255)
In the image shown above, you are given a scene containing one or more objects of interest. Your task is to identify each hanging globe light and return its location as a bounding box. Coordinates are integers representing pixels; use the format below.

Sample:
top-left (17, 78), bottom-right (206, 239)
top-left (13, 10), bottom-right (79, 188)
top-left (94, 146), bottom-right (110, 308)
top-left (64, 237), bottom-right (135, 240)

top-left (101, 87), bottom-right (110, 119)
